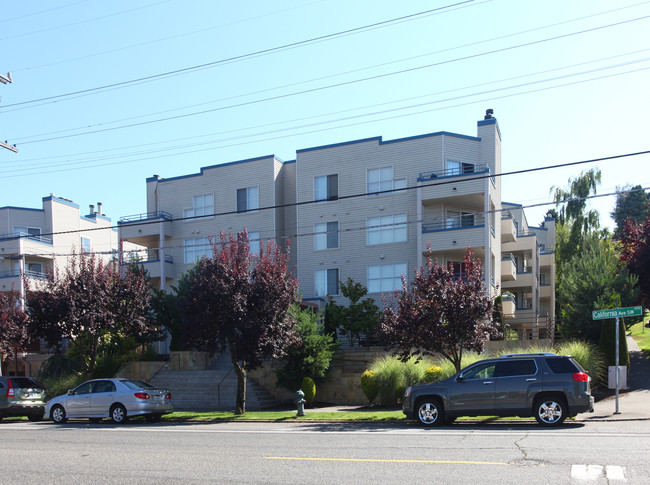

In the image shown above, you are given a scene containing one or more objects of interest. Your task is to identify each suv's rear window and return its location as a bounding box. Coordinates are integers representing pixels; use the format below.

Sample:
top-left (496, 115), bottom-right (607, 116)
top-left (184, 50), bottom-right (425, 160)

top-left (545, 357), bottom-right (580, 374)
top-left (11, 378), bottom-right (44, 390)
top-left (495, 359), bottom-right (537, 377)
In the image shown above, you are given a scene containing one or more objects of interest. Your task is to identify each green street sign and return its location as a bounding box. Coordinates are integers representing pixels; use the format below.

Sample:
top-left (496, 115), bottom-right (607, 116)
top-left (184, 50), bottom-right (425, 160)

top-left (592, 306), bottom-right (643, 320)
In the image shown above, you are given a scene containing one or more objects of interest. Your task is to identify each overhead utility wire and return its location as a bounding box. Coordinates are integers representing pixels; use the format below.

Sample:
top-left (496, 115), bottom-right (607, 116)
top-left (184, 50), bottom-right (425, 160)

top-left (11, 13), bottom-right (650, 146)
top-left (0, 0), bottom-right (89, 24)
top-left (0, 1), bottom-right (475, 110)
top-left (8, 150), bottom-right (649, 242)
top-left (18, 185), bottom-right (650, 260)
top-left (4, 62), bottom-right (649, 179)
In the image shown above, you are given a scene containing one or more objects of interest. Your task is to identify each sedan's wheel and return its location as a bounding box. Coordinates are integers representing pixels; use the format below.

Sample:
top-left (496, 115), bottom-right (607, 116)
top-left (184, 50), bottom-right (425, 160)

top-left (145, 414), bottom-right (162, 423)
top-left (28, 414), bottom-right (44, 422)
top-left (416, 398), bottom-right (444, 426)
top-left (534, 397), bottom-right (567, 426)
top-left (51, 405), bottom-right (67, 424)
top-left (110, 404), bottom-right (128, 424)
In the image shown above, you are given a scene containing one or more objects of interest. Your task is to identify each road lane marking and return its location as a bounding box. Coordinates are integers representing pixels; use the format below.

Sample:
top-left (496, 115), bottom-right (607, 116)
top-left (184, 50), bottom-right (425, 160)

top-left (605, 465), bottom-right (626, 481)
top-left (266, 457), bottom-right (508, 465)
top-left (571, 465), bottom-right (627, 481)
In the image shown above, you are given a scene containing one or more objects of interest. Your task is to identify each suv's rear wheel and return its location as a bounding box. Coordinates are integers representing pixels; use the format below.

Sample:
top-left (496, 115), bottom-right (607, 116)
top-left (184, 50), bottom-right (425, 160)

top-left (534, 396), bottom-right (567, 426)
top-left (415, 398), bottom-right (444, 426)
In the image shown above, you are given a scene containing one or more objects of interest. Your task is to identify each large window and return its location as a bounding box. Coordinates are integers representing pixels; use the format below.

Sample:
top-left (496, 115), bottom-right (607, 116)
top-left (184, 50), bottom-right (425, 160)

top-left (367, 167), bottom-right (406, 196)
top-left (448, 261), bottom-right (467, 280)
top-left (184, 237), bottom-right (211, 263)
top-left (315, 268), bottom-right (339, 296)
top-left (445, 209), bottom-right (475, 228)
top-left (446, 160), bottom-right (475, 176)
top-left (183, 194), bottom-right (214, 220)
top-left (367, 214), bottom-right (407, 245)
top-left (237, 186), bottom-right (259, 213)
top-left (367, 263), bottom-right (407, 293)
top-left (314, 222), bottom-right (339, 250)
top-left (13, 226), bottom-right (41, 238)
top-left (314, 174), bottom-right (338, 202)
top-left (81, 237), bottom-right (91, 253)
top-left (248, 230), bottom-right (260, 256)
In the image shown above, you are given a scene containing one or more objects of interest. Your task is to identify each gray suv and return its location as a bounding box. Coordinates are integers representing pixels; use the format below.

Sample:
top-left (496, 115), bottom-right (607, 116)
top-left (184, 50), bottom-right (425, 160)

top-left (402, 353), bottom-right (594, 426)
top-left (0, 377), bottom-right (48, 422)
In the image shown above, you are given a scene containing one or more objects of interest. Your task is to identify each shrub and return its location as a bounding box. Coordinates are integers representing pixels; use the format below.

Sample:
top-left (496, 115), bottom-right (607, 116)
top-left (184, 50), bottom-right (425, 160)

top-left (301, 376), bottom-right (316, 404)
top-left (360, 370), bottom-right (378, 405)
top-left (41, 373), bottom-right (85, 399)
top-left (91, 353), bottom-right (122, 379)
top-left (424, 365), bottom-right (443, 383)
top-left (370, 356), bottom-right (405, 406)
top-left (557, 340), bottom-right (607, 387)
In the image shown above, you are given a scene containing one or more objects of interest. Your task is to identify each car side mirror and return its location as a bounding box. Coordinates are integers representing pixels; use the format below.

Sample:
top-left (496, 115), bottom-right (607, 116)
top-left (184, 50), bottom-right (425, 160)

top-left (67, 389), bottom-right (73, 395)
top-left (456, 375), bottom-right (464, 382)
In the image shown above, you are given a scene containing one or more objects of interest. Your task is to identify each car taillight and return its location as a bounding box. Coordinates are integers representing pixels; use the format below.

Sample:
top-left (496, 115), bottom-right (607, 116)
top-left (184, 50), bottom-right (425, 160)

top-left (165, 392), bottom-right (172, 400)
top-left (6, 379), bottom-right (14, 397)
top-left (134, 392), bottom-right (150, 399)
top-left (573, 372), bottom-right (590, 382)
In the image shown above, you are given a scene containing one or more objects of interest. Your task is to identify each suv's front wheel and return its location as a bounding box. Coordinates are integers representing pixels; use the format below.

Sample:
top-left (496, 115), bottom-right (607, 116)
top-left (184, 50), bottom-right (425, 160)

top-left (534, 396), bottom-right (567, 426)
top-left (415, 398), bottom-right (444, 426)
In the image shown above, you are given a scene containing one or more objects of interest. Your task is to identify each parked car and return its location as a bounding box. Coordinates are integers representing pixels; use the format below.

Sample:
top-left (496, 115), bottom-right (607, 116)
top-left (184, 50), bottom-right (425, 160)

top-left (402, 353), bottom-right (594, 427)
top-left (45, 378), bottom-right (173, 424)
top-left (0, 376), bottom-right (48, 422)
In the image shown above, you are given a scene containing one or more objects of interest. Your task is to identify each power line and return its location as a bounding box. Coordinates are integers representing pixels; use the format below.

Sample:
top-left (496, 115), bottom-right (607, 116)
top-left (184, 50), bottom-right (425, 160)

top-left (5, 149), bottom-right (649, 243)
top-left (0, 1), bottom-right (476, 110)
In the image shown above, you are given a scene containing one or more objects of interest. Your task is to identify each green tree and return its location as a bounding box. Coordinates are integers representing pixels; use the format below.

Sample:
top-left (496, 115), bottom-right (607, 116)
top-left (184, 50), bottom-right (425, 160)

top-left (324, 278), bottom-right (381, 346)
top-left (275, 304), bottom-right (337, 391)
top-left (619, 214), bottom-right (650, 306)
top-left (611, 185), bottom-right (650, 238)
top-left (558, 236), bottom-right (639, 342)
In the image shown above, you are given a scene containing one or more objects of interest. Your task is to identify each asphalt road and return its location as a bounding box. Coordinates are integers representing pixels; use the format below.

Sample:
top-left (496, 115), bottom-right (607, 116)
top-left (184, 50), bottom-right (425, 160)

top-left (2, 420), bottom-right (649, 484)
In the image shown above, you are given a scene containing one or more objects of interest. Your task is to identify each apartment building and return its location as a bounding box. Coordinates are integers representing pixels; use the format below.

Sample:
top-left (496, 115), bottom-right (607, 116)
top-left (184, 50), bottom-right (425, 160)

top-left (119, 111), bottom-right (555, 342)
top-left (0, 195), bottom-right (120, 299)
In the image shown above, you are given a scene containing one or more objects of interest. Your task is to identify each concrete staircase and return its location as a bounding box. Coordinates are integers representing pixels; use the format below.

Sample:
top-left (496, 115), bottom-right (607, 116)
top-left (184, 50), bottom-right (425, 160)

top-left (149, 352), bottom-right (278, 412)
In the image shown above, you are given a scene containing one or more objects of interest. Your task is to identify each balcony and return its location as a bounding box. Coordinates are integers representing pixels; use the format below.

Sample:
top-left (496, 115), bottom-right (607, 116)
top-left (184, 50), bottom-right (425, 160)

top-left (539, 284), bottom-right (553, 299)
top-left (122, 249), bottom-right (174, 280)
top-left (501, 296), bottom-right (515, 319)
top-left (540, 252), bottom-right (554, 268)
top-left (418, 164), bottom-right (490, 205)
top-left (501, 253), bottom-right (516, 281)
top-left (421, 214), bottom-right (486, 252)
top-left (118, 211), bottom-right (173, 247)
top-left (501, 212), bottom-right (518, 243)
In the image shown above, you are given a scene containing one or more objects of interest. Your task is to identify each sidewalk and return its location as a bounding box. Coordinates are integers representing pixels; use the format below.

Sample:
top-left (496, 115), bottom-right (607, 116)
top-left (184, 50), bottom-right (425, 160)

top-left (576, 335), bottom-right (650, 422)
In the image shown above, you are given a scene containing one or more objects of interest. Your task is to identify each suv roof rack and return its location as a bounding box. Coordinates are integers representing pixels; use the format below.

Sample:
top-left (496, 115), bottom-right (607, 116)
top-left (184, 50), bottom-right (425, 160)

top-left (499, 352), bottom-right (557, 358)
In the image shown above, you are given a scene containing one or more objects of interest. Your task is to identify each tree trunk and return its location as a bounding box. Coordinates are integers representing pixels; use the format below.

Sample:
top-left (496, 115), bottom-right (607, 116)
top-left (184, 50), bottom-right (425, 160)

top-left (230, 346), bottom-right (247, 415)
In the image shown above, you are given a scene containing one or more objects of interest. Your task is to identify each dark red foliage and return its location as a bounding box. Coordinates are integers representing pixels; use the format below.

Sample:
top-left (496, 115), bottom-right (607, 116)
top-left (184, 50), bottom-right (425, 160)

top-left (181, 231), bottom-right (300, 414)
top-left (381, 249), bottom-right (498, 371)
top-left (619, 215), bottom-right (650, 304)
top-left (0, 290), bottom-right (29, 359)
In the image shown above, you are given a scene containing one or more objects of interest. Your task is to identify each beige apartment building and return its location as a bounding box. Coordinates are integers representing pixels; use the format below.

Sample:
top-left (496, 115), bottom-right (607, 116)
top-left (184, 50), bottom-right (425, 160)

top-left (119, 111), bottom-right (555, 343)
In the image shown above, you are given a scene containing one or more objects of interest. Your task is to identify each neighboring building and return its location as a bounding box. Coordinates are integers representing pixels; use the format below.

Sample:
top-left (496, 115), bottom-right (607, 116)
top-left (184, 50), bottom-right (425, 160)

top-left (119, 111), bottom-right (555, 342)
top-left (0, 195), bottom-right (126, 375)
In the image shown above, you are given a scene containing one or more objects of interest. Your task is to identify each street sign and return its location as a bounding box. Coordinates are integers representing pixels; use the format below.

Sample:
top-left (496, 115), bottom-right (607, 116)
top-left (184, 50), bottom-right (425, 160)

top-left (592, 306), bottom-right (642, 320)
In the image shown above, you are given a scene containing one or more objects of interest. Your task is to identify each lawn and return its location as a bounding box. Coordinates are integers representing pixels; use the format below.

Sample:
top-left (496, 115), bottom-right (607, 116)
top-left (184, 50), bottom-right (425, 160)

top-left (628, 312), bottom-right (650, 357)
top-left (167, 410), bottom-right (406, 422)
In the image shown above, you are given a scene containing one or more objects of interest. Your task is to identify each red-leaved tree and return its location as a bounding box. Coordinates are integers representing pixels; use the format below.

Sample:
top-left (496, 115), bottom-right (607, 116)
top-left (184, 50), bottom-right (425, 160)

top-left (181, 231), bottom-right (300, 415)
top-left (26, 252), bottom-right (151, 376)
top-left (0, 290), bottom-right (29, 372)
top-left (619, 215), bottom-right (650, 306)
top-left (381, 249), bottom-right (498, 372)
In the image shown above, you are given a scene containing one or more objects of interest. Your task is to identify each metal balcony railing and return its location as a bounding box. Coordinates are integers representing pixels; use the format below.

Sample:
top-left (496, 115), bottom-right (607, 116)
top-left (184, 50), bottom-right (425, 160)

top-left (118, 211), bottom-right (172, 224)
top-left (422, 213), bottom-right (485, 233)
top-left (122, 249), bottom-right (173, 265)
top-left (0, 232), bottom-right (53, 244)
top-left (418, 163), bottom-right (489, 182)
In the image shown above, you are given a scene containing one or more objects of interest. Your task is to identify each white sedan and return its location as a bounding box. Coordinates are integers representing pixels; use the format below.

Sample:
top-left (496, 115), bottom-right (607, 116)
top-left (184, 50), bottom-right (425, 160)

top-left (45, 378), bottom-right (173, 424)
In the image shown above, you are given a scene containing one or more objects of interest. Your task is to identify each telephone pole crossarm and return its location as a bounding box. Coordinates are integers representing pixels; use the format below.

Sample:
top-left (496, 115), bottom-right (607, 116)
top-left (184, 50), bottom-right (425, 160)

top-left (0, 72), bottom-right (12, 84)
top-left (0, 141), bottom-right (18, 153)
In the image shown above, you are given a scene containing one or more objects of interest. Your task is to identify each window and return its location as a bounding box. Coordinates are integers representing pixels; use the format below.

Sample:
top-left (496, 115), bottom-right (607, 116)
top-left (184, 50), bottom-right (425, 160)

top-left (445, 210), bottom-right (475, 228)
top-left (27, 263), bottom-right (42, 273)
top-left (314, 174), bottom-right (338, 202)
top-left (248, 230), bottom-right (260, 256)
top-left (315, 268), bottom-right (339, 296)
top-left (449, 261), bottom-right (467, 280)
top-left (314, 222), bottom-right (339, 250)
top-left (368, 263), bottom-right (406, 293)
top-left (184, 237), bottom-right (211, 263)
top-left (81, 237), bottom-right (91, 253)
top-left (446, 159), bottom-right (475, 176)
top-left (495, 360), bottom-right (537, 377)
top-left (367, 214), bottom-right (407, 245)
top-left (367, 167), bottom-right (406, 196)
top-left (546, 357), bottom-right (580, 374)
top-left (462, 362), bottom-right (496, 380)
top-left (183, 194), bottom-right (214, 220)
top-left (237, 187), bottom-right (259, 213)
top-left (13, 226), bottom-right (41, 238)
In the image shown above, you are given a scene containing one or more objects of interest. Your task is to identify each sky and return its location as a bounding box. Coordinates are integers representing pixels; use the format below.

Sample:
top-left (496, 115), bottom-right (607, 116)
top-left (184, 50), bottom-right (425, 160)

top-left (1, 0), bottom-right (650, 232)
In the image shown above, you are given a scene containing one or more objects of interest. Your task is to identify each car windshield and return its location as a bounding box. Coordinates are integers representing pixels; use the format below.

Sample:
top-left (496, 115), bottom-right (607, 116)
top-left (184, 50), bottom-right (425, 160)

top-left (121, 380), bottom-right (155, 390)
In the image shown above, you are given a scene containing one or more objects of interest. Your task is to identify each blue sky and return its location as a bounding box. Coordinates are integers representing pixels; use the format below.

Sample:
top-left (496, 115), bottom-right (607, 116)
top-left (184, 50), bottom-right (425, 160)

top-left (2, 0), bottom-right (649, 231)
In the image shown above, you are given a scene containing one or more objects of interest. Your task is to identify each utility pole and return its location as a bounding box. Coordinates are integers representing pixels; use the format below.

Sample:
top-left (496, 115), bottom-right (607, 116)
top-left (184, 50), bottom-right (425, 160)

top-left (0, 71), bottom-right (18, 153)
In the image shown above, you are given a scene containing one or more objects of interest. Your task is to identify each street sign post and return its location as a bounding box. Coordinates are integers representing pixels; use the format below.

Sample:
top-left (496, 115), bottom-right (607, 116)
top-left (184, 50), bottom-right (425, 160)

top-left (592, 306), bottom-right (642, 414)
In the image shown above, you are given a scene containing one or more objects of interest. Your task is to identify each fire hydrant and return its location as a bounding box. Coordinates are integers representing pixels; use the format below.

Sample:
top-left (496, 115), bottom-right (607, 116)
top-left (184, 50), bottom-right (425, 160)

top-left (295, 389), bottom-right (306, 416)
